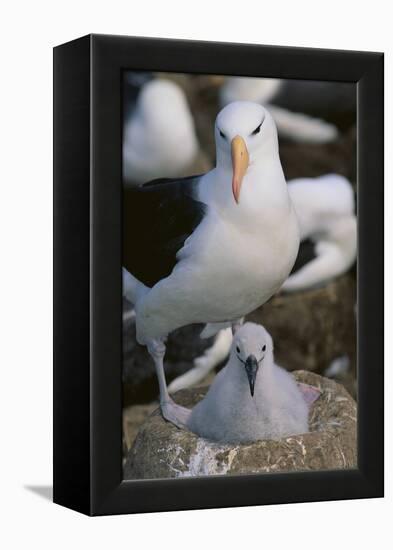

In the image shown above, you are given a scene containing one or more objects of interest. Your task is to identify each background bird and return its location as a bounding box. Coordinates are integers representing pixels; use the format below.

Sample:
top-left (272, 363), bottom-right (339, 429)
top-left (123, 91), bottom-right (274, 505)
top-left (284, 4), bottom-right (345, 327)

top-left (123, 101), bottom-right (300, 428)
top-left (282, 173), bottom-right (357, 292)
top-left (123, 76), bottom-right (209, 186)
top-left (188, 323), bottom-right (318, 443)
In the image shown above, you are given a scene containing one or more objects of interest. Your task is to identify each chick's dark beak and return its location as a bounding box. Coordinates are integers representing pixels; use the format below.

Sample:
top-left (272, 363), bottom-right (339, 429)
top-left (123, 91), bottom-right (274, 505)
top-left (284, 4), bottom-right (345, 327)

top-left (245, 354), bottom-right (259, 397)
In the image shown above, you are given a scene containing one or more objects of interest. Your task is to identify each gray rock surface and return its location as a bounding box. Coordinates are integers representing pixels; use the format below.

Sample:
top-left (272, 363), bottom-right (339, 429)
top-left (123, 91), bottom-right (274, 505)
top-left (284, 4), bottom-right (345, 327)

top-left (124, 371), bottom-right (357, 479)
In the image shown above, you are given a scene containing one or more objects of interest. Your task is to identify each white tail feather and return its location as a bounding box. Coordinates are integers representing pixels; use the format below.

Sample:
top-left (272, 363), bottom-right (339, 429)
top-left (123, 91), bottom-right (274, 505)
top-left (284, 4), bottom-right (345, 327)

top-left (122, 268), bottom-right (143, 304)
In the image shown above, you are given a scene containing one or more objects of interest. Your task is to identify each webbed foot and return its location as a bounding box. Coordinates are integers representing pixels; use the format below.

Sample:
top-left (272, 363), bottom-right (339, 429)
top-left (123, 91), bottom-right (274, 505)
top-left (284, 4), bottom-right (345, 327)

top-left (161, 397), bottom-right (191, 429)
top-left (298, 382), bottom-right (321, 407)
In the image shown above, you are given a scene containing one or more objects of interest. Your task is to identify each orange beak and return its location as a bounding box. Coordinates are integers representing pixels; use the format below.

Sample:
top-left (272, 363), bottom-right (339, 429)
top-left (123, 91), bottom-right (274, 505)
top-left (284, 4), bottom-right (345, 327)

top-left (231, 135), bottom-right (249, 204)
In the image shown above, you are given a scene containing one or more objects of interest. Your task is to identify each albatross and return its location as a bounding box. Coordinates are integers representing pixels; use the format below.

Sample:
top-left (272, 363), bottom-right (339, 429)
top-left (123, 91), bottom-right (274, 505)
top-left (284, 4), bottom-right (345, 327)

top-left (123, 77), bottom-right (201, 186)
top-left (281, 174), bottom-right (357, 292)
top-left (168, 174), bottom-right (357, 394)
top-left (188, 323), bottom-right (319, 443)
top-left (123, 101), bottom-right (300, 428)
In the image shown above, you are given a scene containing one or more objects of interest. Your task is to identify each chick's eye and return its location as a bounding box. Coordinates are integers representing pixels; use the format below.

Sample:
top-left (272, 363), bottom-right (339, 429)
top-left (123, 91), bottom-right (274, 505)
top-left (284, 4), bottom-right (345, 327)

top-left (236, 346), bottom-right (240, 353)
top-left (251, 123), bottom-right (262, 136)
top-left (262, 344), bottom-right (266, 352)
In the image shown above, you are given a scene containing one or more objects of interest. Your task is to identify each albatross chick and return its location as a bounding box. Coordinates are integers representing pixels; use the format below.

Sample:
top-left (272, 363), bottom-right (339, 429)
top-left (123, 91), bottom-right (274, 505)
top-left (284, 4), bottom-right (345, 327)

top-left (188, 323), bottom-right (316, 443)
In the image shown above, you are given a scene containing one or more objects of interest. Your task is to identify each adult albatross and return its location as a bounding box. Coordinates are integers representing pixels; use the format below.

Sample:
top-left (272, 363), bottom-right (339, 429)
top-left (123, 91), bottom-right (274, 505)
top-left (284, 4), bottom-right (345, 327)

top-left (123, 101), bottom-right (300, 428)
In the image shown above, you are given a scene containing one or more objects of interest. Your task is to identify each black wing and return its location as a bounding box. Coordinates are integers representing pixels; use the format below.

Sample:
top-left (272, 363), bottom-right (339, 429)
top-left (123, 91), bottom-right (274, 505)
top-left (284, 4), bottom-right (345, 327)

top-left (290, 238), bottom-right (316, 275)
top-left (123, 175), bottom-right (206, 287)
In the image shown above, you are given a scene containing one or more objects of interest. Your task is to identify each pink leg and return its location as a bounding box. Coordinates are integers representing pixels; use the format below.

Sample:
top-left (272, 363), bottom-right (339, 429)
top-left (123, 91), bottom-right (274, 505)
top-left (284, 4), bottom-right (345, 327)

top-left (147, 339), bottom-right (191, 429)
top-left (297, 382), bottom-right (321, 408)
top-left (231, 317), bottom-right (244, 335)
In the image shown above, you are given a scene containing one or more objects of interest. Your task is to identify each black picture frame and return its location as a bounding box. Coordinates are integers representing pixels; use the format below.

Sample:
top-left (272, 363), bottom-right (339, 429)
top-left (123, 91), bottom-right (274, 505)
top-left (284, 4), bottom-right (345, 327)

top-left (53, 34), bottom-right (384, 516)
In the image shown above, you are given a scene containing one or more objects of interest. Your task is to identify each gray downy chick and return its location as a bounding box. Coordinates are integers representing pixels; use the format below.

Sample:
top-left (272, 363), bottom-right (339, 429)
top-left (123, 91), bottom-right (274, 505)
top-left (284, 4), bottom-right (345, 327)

top-left (187, 322), bottom-right (311, 443)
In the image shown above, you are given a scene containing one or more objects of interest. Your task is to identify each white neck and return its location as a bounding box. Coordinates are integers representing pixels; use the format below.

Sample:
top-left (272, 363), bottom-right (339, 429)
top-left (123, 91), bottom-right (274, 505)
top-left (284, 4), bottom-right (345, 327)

top-left (199, 148), bottom-right (291, 229)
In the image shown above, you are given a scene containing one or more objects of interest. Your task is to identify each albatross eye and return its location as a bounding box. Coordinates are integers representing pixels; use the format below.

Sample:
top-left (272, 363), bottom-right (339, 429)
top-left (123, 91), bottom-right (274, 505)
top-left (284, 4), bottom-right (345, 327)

top-left (219, 129), bottom-right (227, 139)
top-left (236, 345), bottom-right (241, 353)
top-left (251, 122), bottom-right (262, 136)
top-left (262, 344), bottom-right (266, 352)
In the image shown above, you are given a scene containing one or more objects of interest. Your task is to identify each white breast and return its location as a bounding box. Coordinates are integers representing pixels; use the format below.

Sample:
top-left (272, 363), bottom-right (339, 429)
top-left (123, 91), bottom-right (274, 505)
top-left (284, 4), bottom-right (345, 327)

top-left (181, 207), bottom-right (299, 315)
top-left (135, 164), bottom-right (299, 343)
top-left (136, 202), bottom-right (298, 343)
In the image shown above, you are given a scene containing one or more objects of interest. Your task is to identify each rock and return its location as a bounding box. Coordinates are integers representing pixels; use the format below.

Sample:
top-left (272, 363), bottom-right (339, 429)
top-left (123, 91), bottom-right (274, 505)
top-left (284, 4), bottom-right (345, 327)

top-left (124, 371), bottom-right (357, 479)
top-left (122, 369), bottom-right (218, 460)
top-left (123, 402), bottom-right (157, 455)
top-left (122, 364), bottom-right (219, 456)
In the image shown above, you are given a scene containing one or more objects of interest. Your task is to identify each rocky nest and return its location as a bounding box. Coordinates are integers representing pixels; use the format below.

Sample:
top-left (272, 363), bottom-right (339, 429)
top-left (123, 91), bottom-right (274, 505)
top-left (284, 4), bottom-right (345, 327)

top-left (124, 371), bottom-right (357, 479)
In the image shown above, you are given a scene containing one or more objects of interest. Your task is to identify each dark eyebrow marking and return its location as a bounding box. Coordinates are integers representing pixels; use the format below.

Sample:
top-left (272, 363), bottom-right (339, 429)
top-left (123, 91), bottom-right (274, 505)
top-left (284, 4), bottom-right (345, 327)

top-left (251, 118), bottom-right (265, 136)
top-left (218, 127), bottom-right (227, 139)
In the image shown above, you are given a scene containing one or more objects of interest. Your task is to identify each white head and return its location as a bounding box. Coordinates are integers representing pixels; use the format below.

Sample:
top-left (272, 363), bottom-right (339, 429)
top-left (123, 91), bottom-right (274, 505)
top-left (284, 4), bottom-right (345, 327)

top-left (214, 101), bottom-right (279, 204)
top-left (230, 323), bottom-right (274, 397)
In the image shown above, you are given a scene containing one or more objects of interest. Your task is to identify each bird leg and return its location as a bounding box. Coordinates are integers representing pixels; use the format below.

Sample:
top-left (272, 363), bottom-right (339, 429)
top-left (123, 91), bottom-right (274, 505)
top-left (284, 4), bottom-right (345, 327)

top-left (168, 327), bottom-right (233, 393)
top-left (231, 317), bottom-right (244, 335)
top-left (147, 339), bottom-right (191, 429)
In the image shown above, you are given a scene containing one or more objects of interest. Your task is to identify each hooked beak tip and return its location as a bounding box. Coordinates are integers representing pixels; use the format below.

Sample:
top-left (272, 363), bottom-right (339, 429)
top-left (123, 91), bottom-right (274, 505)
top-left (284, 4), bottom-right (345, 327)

top-left (245, 355), bottom-right (259, 398)
top-left (232, 180), bottom-right (241, 204)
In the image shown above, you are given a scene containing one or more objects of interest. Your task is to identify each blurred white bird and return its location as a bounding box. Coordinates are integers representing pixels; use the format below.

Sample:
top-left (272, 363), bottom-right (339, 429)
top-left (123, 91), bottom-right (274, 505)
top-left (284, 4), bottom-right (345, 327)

top-left (123, 77), bottom-right (200, 185)
top-left (188, 323), bottom-right (318, 443)
top-left (282, 174), bottom-right (357, 292)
